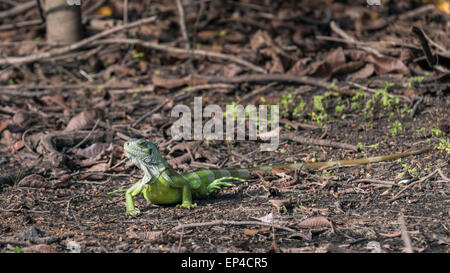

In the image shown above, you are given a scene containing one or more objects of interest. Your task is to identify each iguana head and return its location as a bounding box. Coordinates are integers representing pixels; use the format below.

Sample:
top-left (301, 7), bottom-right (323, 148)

top-left (124, 139), bottom-right (170, 184)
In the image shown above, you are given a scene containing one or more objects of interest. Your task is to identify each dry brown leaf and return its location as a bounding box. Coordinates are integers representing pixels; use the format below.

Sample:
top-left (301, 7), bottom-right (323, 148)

top-left (152, 74), bottom-right (194, 89)
top-left (224, 63), bottom-right (243, 77)
top-left (77, 143), bottom-right (113, 159)
top-left (127, 230), bottom-right (165, 242)
top-left (12, 111), bottom-right (34, 128)
top-left (42, 94), bottom-right (70, 110)
top-left (366, 54), bottom-right (409, 75)
top-left (347, 63), bottom-right (375, 80)
top-left (268, 54), bottom-right (284, 74)
top-left (13, 140), bottom-right (24, 153)
top-left (268, 241), bottom-right (280, 253)
top-left (288, 57), bottom-right (312, 76)
top-left (17, 174), bottom-right (50, 188)
top-left (0, 120), bottom-right (9, 133)
top-left (332, 60), bottom-right (366, 76)
top-left (86, 162), bottom-right (109, 172)
top-left (324, 47), bottom-right (346, 67)
top-left (21, 244), bottom-right (58, 253)
top-left (64, 110), bottom-right (96, 132)
top-left (0, 69), bottom-right (15, 83)
top-left (297, 216), bottom-right (332, 229)
top-left (243, 229), bottom-right (260, 237)
top-left (379, 232), bottom-right (401, 238)
top-left (250, 30), bottom-right (272, 51)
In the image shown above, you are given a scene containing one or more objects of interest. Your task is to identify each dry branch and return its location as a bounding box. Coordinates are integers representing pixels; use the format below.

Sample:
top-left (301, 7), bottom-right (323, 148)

top-left (0, 16), bottom-right (157, 66)
top-left (93, 38), bottom-right (267, 73)
top-left (282, 133), bottom-right (359, 151)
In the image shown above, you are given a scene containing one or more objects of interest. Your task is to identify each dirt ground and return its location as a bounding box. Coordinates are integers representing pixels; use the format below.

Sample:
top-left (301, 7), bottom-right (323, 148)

top-left (0, 0), bottom-right (449, 253)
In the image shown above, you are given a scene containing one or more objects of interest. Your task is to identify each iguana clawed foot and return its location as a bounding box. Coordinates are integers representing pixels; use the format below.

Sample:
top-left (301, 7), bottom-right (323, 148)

top-left (176, 202), bottom-right (197, 209)
top-left (126, 208), bottom-right (141, 216)
top-left (206, 177), bottom-right (245, 194)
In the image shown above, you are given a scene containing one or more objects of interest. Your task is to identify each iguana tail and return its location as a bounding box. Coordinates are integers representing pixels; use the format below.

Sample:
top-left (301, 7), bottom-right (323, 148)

top-left (184, 146), bottom-right (434, 183)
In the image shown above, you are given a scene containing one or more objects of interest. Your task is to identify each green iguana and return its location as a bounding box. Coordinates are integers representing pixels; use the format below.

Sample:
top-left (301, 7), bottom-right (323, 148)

top-left (112, 138), bottom-right (433, 215)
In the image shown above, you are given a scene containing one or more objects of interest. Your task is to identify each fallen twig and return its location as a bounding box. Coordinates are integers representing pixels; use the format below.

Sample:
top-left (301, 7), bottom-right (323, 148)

top-left (330, 21), bottom-right (383, 57)
top-left (437, 168), bottom-right (450, 182)
top-left (66, 119), bottom-right (100, 153)
top-left (399, 216), bottom-right (413, 253)
top-left (175, 0), bottom-right (191, 51)
top-left (412, 26), bottom-right (449, 73)
top-left (0, 16), bottom-right (158, 66)
top-left (389, 169), bottom-right (439, 202)
top-left (0, 19), bottom-right (42, 31)
top-left (0, 0), bottom-right (36, 19)
top-left (182, 83), bottom-right (235, 93)
top-left (132, 100), bottom-right (169, 127)
top-left (173, 219), bottom-right (297, 233)
top-left (350, 178), bottom-right (398, 186)
top-left (93, 38), bottom-right (267, 73)
top-left (197, 73), bottom-right (330, 88)
top-left (282, 133), bottom-right (359, 151)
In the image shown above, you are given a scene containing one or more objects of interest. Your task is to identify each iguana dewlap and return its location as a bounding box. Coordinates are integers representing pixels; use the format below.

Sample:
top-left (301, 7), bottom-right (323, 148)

top-left (117, 138), bottom-right (432, 215)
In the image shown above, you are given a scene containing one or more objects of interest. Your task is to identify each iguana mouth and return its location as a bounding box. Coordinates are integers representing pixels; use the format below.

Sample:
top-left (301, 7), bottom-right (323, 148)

top-left (124, 139), bottom-right (170, 184)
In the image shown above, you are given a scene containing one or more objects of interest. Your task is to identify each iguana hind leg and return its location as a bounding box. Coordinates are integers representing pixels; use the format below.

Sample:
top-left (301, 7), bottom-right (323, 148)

top-left (206, 177), bottom-right (245, 194)
top-left (176, 185), bottom-right (197, 209)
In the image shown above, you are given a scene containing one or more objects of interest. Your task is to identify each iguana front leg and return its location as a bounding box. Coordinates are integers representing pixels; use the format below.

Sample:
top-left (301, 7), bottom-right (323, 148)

top-left (125, 179), bottom-right (148, 216)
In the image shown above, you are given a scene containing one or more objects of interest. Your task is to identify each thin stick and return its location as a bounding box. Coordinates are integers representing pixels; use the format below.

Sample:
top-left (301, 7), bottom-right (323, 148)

top-left (0, 1), bottom-right (36, 19)
top-left (198, 73), bottom-right (329, 88)
top-left (182, 83), bottom-right (235, 92)
top-left (0, 16), bottom-right (157, 66)
top-left (173, 220), bottom-right (297, 233)
top-left (330, 21), bottom-right (383, 57)
top-left (437, 168), bottom-right (449, 182)
top-left (123, 0), bottom-right (128, 25)
top-left (350, 179), bottom-right (397, 186)
top-left (399, 216), bottom-right (413, 253)
top-left (67, 119), bottom-right (100, 153)
top-left (35, 0), bottom-right (45, 23)
top-left (347, 81), bottom-right (401, 100)
top-left (132, 100), bottom-right (169, 127)
top-left (389, 169), bottom-right (439, 202)
top-left (175, 0), bottom-right (191, 51)
top-left (93, 38), bottom-right (267, 74)
top-left (0, 19), bottom-right (42, 31)
top-left (282, 133), bottom-right (359, 151)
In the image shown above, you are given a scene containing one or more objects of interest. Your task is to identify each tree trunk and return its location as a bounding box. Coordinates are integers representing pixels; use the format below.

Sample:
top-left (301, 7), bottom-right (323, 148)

top-left (45, 0), bottom-right (82, 44)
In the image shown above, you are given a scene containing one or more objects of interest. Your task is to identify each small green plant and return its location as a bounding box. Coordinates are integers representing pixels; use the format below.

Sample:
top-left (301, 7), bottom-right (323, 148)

top-left (351, 88), bottom-right (366, 111)
top-left (326, 82), bottom-right (337, 91)
top-left (132, 51), bottom-right (145, 59)
top-left (431, 127), bottom-right (444, 137)
top-left (437, 139), bottom-right (450, 154)
top-left (408, 75), bottom-right (425, 89)
top-left (313, 95), bottom-right (325, 112)
top-left (335, 104), bottom-right (346, 113)
top-left (205, 135), bottom-right (211, 147)
top-left (389, 121), bottom-right (403, 137)
top-left (368, 142), bottom-right (379, 149)
top-left (226, 136), bottom-right (233, 147)
top-left (401, 163), bottom-right (419, 178)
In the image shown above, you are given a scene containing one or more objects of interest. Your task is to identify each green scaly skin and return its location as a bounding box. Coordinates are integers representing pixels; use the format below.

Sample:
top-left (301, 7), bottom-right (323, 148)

top-left (115, 138), bottom-right (433, 216)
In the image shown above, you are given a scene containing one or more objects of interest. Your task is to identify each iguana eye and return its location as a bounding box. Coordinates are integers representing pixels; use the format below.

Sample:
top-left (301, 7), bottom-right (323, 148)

top-left (139, 141), bottom-right (145, 147)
